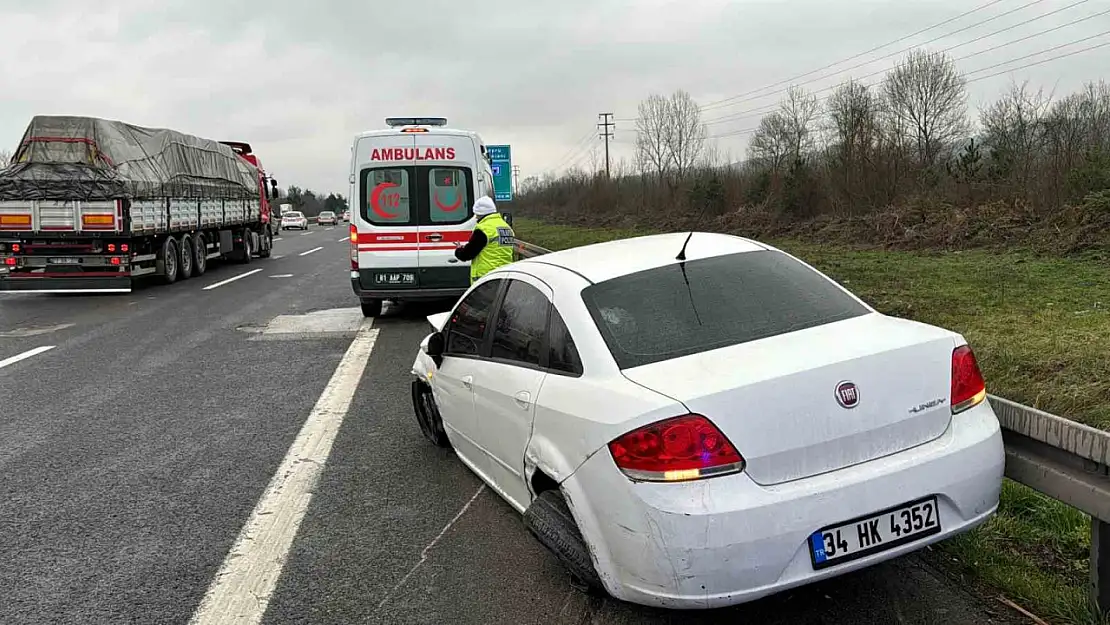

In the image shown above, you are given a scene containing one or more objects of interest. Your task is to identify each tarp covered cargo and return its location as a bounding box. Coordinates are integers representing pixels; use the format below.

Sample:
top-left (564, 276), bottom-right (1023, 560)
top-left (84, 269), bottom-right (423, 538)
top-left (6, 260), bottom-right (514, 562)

top-left (0, 115), bottom-right (260, 202)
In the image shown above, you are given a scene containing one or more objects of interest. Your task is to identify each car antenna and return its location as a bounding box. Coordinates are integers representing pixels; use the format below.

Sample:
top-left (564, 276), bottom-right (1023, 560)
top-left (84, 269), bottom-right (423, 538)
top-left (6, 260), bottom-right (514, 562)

top-left (676, 231), bottom-right (694, 261)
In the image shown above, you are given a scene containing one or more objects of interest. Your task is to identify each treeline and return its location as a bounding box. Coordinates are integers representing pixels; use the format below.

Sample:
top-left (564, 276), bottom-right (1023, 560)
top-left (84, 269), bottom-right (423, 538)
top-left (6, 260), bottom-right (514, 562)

top-left (517, 50), bottom-right (1110, 253)
top-left (280, 186), bottom-right (349, 217)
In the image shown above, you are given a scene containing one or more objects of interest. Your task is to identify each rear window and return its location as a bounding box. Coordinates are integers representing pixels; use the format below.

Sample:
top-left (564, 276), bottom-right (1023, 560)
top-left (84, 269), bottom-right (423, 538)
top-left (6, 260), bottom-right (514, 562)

top-left (581, 250), bottom-right (870, 369)
top-left (360, 165), bottom-right (473, 226)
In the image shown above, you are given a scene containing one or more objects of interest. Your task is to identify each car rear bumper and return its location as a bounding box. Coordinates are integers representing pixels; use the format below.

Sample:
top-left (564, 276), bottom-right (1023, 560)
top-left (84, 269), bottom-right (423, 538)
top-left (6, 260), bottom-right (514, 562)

top-left (350, 275), bottom-right (466, 302)
top-left (559, 400), bottom-right (1004, 609)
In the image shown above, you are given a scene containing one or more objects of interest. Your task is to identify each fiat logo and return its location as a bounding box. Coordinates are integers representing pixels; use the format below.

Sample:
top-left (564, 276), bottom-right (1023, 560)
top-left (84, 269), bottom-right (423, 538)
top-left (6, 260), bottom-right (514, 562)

top-left (835, 381), bottom-right (859, 409)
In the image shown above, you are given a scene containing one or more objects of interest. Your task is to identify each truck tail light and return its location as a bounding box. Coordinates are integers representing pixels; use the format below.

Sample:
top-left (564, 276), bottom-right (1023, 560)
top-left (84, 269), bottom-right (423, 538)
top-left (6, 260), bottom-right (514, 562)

top-left (608, 414), bottom-right (745, 482)
top-left (3, 257), bottom-right (15, 266)
top-left (952, 345), bottom-right (986, 414)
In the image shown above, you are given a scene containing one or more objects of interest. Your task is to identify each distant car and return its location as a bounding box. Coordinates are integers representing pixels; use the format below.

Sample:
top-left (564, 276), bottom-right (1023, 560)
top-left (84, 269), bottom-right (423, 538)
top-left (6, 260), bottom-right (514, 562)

top-left (340, 210), bottom-right (350, 222)
top-left (410, 231), bottom-right (1005, 610)
top-left (281, 211), bottom-right (308, 230)
top-left (317, 211), bottom-right (338, 226)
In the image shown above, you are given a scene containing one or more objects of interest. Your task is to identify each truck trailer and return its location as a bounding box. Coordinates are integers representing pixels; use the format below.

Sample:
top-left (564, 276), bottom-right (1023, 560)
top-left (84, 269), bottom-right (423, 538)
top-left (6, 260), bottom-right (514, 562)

top-left (0, 115), bottom-right (280, 293)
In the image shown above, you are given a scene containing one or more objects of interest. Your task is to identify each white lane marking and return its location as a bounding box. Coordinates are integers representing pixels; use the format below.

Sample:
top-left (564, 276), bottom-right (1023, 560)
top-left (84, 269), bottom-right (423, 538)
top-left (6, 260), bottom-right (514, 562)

top-left (188, 322), bottom-right (378, 625)
top-left (0, 345), bottom-right (56, 371)
top-left (271, 255), bottom-right (284, 260)
top-left (300, 232), bottom-right (311, 236)
top-left (201, 269), bottom-right (263, 291)
top-left (337, 236), bottom-right (349, 242)
top-left (269, 274), bottom-right (294, 278)
top-left (299, 246), bottom-right (323, 257)
top-left (326, 227), bottom-right (335, 231)
top-left (273, 237), bottom-right (283, 241)
top-left (375, 485), bottom-right (486, 611)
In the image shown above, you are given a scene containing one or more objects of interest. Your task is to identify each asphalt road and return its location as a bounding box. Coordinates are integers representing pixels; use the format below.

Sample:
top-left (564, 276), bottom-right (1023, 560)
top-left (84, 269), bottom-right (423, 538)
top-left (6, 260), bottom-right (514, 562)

top-left (0, 225), bottom-right (1029, 625)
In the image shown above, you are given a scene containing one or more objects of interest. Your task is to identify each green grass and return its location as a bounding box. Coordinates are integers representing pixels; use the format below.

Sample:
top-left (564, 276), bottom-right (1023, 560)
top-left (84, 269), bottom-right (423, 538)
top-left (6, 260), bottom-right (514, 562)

top-left (514, 217), bottom-right (1110, 624)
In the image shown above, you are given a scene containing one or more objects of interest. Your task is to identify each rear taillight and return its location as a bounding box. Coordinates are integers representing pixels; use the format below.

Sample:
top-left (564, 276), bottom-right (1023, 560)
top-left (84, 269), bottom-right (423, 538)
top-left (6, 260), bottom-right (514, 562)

top-left (951, 345), bottom-right (986, 414)
top-left (608, 414), bottom-right (745, 482)
top-left (3, 257), bottom-right (15, 266)
top-left (349, 224), bottom-right (358, 244)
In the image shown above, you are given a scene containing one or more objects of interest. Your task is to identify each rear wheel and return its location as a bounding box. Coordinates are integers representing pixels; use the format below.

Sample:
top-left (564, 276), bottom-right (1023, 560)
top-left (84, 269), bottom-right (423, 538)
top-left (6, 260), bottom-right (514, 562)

top-left (178, 234), bottom-right (194, 280)
top-left (411, 381), bottom-right (451, 447)
top-left (160, 237), bottom-right (179, 284)
top-left (360, 299), bottom-right (382, 317)
top-left (193, 233), bottom-right (208, 276)
top-left (523, 490), bottom-right (605, 595)
top-left (258, 228), bottom-right (273, 258)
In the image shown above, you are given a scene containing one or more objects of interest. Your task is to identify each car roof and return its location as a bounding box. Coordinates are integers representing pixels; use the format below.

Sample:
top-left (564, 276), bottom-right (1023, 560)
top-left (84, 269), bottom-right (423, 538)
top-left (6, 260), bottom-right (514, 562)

top-left (516, 232), bottom-right (772, 284)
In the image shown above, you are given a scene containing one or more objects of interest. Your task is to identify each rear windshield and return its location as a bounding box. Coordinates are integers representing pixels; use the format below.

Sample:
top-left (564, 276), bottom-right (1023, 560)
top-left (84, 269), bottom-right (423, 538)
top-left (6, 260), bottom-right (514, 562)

top-left (360, 165), bottom-right (473, 227)
top-left (581, 250), bottom-right (870, 369)
top-left (320, 212), bottom-right (334, 216)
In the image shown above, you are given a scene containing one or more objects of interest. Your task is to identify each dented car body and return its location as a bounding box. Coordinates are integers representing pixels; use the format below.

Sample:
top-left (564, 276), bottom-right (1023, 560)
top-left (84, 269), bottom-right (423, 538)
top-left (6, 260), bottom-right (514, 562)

top-left (410, 232), bottom-right (1005, 609)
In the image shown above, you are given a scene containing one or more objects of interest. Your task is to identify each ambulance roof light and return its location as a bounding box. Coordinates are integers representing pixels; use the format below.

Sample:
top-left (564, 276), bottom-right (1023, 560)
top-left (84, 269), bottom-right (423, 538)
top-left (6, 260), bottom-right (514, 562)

top-left (386, 117), bottom-right (448, 128)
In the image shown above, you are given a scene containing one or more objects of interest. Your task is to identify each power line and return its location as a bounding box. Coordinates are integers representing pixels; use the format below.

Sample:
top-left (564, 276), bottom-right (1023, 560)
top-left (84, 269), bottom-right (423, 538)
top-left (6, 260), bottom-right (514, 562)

top-left (705, 33), bottom-right (1110, 142)
top-left (700, 0), bottom-right (1070, 114)
top-left (701, 21), bottom-right (1110, 129)
top-left (697, 0), bottom-right (1014, 112)
top-left (544, 130), bottom-right (594, 174)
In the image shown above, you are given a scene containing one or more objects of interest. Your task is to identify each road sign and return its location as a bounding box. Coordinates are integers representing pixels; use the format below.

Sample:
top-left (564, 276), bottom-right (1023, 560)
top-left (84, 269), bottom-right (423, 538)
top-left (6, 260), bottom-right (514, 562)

top-left (487, 145), bottom-right (512, 202)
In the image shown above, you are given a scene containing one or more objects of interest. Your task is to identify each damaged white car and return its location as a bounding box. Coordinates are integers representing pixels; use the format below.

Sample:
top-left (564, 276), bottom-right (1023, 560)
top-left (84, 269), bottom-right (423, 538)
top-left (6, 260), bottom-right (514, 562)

top-left (409, 231), bottom-right (1005, 610)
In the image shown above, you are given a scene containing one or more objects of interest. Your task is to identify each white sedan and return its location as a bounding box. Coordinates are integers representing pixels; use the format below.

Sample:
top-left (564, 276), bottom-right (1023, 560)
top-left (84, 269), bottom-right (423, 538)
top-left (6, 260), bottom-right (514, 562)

top-left (410, 232), bottom-right (1004, 610)
top-left (281, 211), bottom-right (308, 230)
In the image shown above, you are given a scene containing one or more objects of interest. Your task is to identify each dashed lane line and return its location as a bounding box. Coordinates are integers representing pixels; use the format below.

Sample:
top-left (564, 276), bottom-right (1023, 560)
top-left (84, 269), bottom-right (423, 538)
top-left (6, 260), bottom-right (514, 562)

top-left (201, 269), bottom-right (263, 291)
top-left (0, 345), bottom-right (56, 371)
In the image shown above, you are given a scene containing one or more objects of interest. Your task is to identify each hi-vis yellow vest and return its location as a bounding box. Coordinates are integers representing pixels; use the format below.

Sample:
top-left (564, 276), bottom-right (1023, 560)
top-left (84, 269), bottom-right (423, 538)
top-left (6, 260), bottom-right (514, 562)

top-left (471, 213), bottom-right (515, 283)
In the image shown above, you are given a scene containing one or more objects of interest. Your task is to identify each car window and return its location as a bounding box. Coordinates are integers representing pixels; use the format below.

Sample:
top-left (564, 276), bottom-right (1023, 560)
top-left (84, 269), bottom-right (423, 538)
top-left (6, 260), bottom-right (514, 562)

top-left (445, 280), bottom-right (502, 357)
top-left (490, 280), bottom-right (550, 367)
top-left (426, 166), bottom-right (473, 225)
top-left (547, 308), bottom-right (583, 375)
top-left (361, 167), bottom-right (413, 225)
top-left (581, 250), bottom-right (870, 369)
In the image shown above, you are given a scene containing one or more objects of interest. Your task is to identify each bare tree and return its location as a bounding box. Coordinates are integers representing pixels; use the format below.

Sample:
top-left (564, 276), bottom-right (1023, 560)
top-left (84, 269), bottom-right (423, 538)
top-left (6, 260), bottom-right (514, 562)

top-left (779, 86), bottom-right (820, 163)
top-left (635, 94), bottom-right (672, 180)
top-left (666, 89), bottom-right (707, 179)
top-left (980, 81), bottom-right (1053, 189)
top-left (882, 49), bottom-right (970, 166)
top-left (0, 150), bottom-right (10, 169)
top-left (747, 111), bottom-right (792, 171)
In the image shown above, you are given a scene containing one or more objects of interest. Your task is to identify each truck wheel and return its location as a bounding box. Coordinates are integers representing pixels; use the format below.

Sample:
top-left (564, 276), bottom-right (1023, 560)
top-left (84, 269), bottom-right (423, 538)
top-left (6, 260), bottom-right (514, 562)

top-left (178, 235), bottom-right (194, 280)
top-left (160, 237), bottom-right (179, 284)
top-left (258, 229), bottom-right (273, 258)
top-left (193, 233), bottom-right (207, 276)
top-left (360, 299), bottom-right (382, 317)
top-left (238, 230), bottom-right (253, 264)
top-left (523, 490), bottom-right (606, 596)
top-left (411, 380), bottom-right (451, 448)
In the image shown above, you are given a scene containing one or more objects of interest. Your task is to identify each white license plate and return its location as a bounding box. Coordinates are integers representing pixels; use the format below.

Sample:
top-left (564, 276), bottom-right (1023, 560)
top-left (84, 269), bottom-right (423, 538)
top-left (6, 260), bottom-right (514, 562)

top-left (375, 272), bottom-right (415, 285)
top-left (49, 257), bottom-right (79, 265)
top-left (809, 496), bottom-right (940, 569)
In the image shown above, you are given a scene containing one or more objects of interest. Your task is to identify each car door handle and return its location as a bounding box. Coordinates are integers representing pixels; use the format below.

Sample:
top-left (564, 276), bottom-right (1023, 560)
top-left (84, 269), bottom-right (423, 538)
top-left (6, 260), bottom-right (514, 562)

top-left (514, 391), bottom-right (531, 409)
top-left (462, 375), bottom-right (473, 390)
top-left (425, 233), bottom-right (443, 242)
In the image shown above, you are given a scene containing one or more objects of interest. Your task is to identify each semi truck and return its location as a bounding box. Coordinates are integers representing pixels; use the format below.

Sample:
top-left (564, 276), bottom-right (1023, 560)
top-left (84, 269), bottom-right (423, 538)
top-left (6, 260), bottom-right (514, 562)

top-left (0, 115), bottom-right (280, 293)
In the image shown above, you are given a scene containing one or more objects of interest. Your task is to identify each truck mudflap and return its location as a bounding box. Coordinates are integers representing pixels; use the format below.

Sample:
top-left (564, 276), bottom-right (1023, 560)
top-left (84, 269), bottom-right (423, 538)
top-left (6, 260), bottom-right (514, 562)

top-left (0, 275), bottom-right (132, 293)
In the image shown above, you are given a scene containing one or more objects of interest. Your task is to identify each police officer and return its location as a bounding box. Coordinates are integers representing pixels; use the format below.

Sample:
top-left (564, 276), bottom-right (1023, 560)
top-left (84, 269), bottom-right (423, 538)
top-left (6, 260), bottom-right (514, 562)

top-left (454, 195), bottom-right (515, 283)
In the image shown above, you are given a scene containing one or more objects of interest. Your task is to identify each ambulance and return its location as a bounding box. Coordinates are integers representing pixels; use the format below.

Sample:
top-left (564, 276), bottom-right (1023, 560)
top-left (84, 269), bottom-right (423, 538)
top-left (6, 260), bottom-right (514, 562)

top-left (348, 117), bottom-right (496, 317)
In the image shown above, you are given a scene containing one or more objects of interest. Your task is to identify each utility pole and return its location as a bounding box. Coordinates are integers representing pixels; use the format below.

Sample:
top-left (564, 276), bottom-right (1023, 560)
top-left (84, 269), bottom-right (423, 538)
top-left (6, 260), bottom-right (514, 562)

top-left (598, 113), bottom-right (614, 179)
top-left (512, 165), bottom-right (520, 193)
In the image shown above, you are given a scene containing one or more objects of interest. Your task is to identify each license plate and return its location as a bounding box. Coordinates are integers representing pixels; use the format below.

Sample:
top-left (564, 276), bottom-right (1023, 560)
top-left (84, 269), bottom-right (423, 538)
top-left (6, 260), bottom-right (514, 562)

top-left (49, 257), bottom-right (79, 265)
top-left (809, 496), bottom-right (940, 569)
top-left (375, 272), bottom-right (415, 285)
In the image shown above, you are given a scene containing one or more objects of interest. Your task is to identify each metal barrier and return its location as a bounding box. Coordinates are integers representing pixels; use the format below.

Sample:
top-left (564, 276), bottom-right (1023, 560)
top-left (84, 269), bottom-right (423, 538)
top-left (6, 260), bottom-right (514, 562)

top-left (515, 239), bottom-right (1110, 616)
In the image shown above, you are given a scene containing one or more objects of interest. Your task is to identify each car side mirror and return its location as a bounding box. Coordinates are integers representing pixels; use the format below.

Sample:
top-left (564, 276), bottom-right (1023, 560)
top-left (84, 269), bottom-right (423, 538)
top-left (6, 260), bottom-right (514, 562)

top-left (425, 331), bottom-right (445, 358)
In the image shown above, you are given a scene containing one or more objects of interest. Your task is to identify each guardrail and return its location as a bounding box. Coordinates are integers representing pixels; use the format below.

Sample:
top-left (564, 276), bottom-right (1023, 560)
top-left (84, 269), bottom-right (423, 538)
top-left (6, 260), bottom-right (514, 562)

top-left (514, 239), bottom-right (1110, 616)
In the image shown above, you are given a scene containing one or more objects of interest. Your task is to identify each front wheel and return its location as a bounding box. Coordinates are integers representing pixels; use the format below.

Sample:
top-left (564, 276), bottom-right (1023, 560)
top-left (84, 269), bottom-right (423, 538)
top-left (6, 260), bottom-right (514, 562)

top-left (411, 381), bottom-right (451, 448)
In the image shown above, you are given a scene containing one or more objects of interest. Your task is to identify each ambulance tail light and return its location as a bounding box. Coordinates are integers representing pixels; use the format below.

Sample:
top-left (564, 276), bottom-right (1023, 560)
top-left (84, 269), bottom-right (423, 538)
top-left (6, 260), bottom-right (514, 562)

top-left (349, 224), bottom-right (358, 244)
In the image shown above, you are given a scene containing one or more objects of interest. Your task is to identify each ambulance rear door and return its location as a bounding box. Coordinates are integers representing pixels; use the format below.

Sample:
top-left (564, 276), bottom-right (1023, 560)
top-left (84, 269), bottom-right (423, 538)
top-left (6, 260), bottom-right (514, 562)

top-left (412, 132), bottom-right (478, 291)
top-left (354, 132), bottom-right (419, 290)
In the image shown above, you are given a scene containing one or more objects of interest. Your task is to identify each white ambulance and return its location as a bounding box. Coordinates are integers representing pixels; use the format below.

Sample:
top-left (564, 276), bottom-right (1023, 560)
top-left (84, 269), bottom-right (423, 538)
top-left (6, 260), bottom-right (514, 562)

top-left (348, 117), bottom-right (496, 317)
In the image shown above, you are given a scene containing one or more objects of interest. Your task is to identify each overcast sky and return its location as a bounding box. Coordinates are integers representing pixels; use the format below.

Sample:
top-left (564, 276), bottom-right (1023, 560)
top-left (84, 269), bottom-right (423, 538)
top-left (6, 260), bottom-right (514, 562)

top-left (0, 0), bottom-right (1106, 195)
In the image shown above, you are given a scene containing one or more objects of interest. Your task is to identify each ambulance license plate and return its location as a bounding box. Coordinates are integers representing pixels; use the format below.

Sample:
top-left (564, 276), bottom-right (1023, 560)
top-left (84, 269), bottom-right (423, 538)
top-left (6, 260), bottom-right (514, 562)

top-left (809, 495), bottom-right (940, 570)
top-left (375, 272), bottom-right (415, 285)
